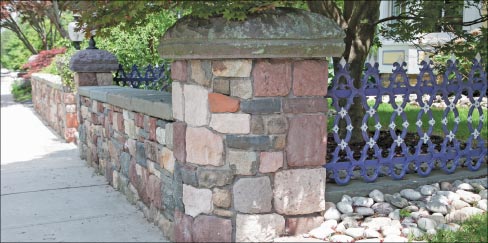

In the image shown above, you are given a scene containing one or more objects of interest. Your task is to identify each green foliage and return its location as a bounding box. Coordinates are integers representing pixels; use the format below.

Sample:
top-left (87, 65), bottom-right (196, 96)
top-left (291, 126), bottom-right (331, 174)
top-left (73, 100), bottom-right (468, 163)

top-left (421, 213), bottom-right (487, 242)
top-left (10, 79), bottom-right (32, 102)
top-left (399, 208), bottom-right (411, 218)
top-left (0, 26), bottom-right (43, 70)
top-left (41, 48), bottom-right (76, 91)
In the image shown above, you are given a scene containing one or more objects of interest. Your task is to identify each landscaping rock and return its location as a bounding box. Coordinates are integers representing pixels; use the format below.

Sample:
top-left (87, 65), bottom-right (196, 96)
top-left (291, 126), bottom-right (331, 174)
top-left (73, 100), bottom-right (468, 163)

top-left (400, 189), bottom-right (422, 201)
top-left (323, 207), bottom-right (341, 221)
top-left (369, 189), bottom-right (384, 202)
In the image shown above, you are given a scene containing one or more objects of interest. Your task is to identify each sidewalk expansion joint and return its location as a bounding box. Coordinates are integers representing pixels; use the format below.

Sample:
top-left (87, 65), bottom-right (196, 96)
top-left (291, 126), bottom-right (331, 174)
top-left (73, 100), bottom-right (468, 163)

top-left (0, 183), bottom-right (109, 196)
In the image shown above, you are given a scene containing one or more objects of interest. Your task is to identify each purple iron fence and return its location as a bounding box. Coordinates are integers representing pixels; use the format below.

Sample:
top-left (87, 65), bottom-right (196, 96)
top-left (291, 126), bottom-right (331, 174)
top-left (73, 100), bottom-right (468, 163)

top-left (326, 55), bottom-right (487, 185)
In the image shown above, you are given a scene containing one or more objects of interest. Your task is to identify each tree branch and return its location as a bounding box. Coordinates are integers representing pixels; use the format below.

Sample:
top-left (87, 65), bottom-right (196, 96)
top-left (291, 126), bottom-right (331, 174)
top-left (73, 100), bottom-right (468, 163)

top-left (307, 0), bottom-right (347, 29)
top-left (373, 15), bottom-right (419, 25)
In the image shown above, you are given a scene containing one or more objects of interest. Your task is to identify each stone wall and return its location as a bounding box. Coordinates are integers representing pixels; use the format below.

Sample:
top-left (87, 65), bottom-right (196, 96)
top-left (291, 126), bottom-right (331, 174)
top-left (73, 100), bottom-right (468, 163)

top-left (170, 59), bottom-right (329, 242)
top-left (77, 86), bottom-right (176, 240)
top-left (31, 73), bottom-right (78, 143)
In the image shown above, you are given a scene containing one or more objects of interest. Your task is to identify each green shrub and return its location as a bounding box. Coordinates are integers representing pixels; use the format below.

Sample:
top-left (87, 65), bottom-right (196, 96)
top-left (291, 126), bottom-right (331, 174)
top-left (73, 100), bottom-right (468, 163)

top-left (11, 79), bottom-right (32, 102)
top-left (41, 49), bottom-right (75, 92)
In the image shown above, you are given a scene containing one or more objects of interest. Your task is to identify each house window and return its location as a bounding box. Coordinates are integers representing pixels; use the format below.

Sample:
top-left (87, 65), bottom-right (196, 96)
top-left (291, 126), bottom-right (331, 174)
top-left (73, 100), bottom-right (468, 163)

top-left (383, 50), bottom-right (405, 65)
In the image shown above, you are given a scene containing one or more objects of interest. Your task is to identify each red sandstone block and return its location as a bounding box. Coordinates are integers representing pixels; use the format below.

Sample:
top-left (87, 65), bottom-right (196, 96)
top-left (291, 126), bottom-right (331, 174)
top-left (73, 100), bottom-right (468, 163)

top-left (171, 61), bottom-right (188, 82)
top-left (135, 113), bottom-right (144, 128)
top-left (97, 102), bottom-right (104, 113)
top-left (208, 93), bottom-right (240, 113)
top-left (66, 113), bottom-right (79, 128)
top-left (173, 122), bottom-right (187, 162)
top-left (174, 210), bottom-right (193, 242)
top-left (148, 117), bottom-right (157, 141)
top-left (293, 60), bottom-right (328, 96)
top-left (192, 215), bottom-right (232, 242)
top-left (286, 114), bottom-right (327, 167)
top-left (117, 113), bottom-right (125, 132)
top-left (63, 93), bottom-right (76, 104)
top-left (253, 60), bottom-right (291, 97)
top-left (286, 216), bottom-right (324, 235)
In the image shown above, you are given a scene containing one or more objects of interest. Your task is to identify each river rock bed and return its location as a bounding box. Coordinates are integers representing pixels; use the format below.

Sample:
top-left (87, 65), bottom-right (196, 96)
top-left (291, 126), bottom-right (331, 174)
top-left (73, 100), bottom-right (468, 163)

top-left (275, 177), bottom-right (487, 242)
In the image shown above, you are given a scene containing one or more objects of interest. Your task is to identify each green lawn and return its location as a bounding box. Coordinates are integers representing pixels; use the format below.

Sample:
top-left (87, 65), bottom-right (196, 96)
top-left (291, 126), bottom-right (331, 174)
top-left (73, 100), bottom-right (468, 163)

top-left (328, 99), bottom-right (488, 142)
top-left (419, 213), bottom-right (487, 242)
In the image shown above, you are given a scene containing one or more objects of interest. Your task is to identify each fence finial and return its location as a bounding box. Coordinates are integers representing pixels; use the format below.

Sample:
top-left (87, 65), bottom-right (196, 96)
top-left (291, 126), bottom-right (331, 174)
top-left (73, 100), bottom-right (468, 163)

top-left (475, 52), bottom-right (481, 62)
top-left (397, 55), bottom-right (405, 64)
top-left (423, 55), bottom-right (431, 64)
top-left (450, 53), bottom-right (456, 63)
top-left (367, 56), bottom-right (375, 66)
top-left (339, 57), bottom-right (346, 67)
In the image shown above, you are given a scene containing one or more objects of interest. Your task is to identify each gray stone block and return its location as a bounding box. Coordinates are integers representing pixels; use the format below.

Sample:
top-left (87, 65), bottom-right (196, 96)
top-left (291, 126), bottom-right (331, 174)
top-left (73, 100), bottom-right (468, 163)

top-left (120, 152), bottom-right (131, 177)
top-left (240, 98), bottom-right (281, 114)
top-left (226, 135), bottom-right (273, 151)
top-left (197, 168), bottom-right (234, 188)
top-left (135, 141), bottom-right (146, 167)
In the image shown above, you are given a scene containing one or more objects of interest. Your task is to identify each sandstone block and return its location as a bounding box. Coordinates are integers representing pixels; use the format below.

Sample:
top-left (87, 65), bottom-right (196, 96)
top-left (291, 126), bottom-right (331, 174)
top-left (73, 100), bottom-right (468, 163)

top-left (251, 115), bottom-right (265, 134)
top-left (165, 123), bottom-right (174, 149)
top-left (174, 210), bottom-right (193, 242)
top-left (293, 60), bottom-right (328, 96)
top-left (156, 127), bottom-right (166, 145)
top-left (186, 127), bottom-right (223, 166)
top-left (253, 60), bottom-right (292, 96)
top-left (184, 84), bottom-right (209, 126)
top-left (96, 73), bottom-right (113, 86)
top-left (213, 188), bottom-right (231, 208)
top-left (240, 98), bottom-right (281, 114)
top-left (192, 215), bottom-right (232, 242)
top-left (230, 79), bottom-right (252, 99)
top-left (144, 140), bottom-right (158, 162)
top-left (286, 114), bottom-right (327, 167)
top-left (182, 184), bottom-right (213, 217)
top-left (264, 115), bottom-right (288, 134)
top-left (135, 141), bottom-right (146, 167)
top-left (227, 150), bottom-right (257, 175)
top-left (74, 72), bottom-right (97, 86)
top-left (197, 168), bottom-right (233, 188)
top-left (210, 113), bottom-right (250, 134)
top-left (159, 147), bottom-right (175, 173)
top-left (124, 119), bottom-right (136, 139)
top-left (212, 60), bottom-right (252, 77)
top-left (213, 79), bottom-right (230, 95)
top-left (208, 93), bottom-right (239, 113)
top-left (147, 174), bottom-right (162, 209)
top-left (173, 122), bottom-right (186, 162)
top-left (190, 60), bottom-right (212, 87)
top-left (236, 214), bottom-right (285, 242)
top-left (283, 97), bottom-right (328, 113)
top-left (172, 82), bottom-right (185, 121)
top-left (286, 216), bottom-right (324, 235)
top-left (171, 60), bottom-right (187, 81)
top-left (274, 168), bottom-right (326, 215)
top-left (233, 177), bottom-right (272, 213)
top-left (259, 151), bottom-right (283, 173)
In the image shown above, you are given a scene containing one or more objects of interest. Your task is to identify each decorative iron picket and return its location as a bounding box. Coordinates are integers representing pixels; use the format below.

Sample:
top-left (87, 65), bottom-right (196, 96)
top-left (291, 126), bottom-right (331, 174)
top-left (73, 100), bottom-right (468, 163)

top-left (326, 55), bottom-right (487, 185)
top-left (113, 63), bottom-right (171, 91)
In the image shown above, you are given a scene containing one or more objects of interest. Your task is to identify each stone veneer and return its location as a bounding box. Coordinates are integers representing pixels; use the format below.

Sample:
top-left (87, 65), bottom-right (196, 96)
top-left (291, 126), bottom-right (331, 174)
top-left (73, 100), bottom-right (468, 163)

top-left (77, 86), bottom-right (177, 241)
top-left (31, 73), bottom-right (78, 143)
top-left (169, 59), bottom-right (331, 242)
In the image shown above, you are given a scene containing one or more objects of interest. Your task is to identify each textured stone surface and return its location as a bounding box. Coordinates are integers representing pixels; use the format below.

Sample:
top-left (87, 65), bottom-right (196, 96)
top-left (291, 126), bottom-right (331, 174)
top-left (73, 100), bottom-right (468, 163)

top-left (190, 60), bottom-right (212, 87)
top-left (212, 60), bottom-right (252, 77)
top-left (159, 147), bottom-right (175, 173)
top-left (286, 216), bottom-right (324, 235)
top-left (286, 114), bottom-right (327, 167)
top-left (192, 215), bottom-right (232, 242)
top-left (186, 127), bottom-right (223, 166)
top-left (293, 60), bottom-right (328, 96)
top-left (253, 60), bottom-right (291, 97)
top-left (156, 127), bottom-right (166, 145)
top-left (263, 115), bottom-right (288, 134)
top-left (213, 79), bottom-right (230, 95)
top-left (171, 60), bottom-right (187, 81)
top-left (147, 175), bottom-right (162, 208)
top-left (173, 122), bottom-right (186, 162)
top-left (236, 214), bottom-right (285, 242)
top-left (234, 177), bottom-right (272, 213)
top-left (283, 98), bottom-right (328, 113)
top-left (208, 93), bottom-right (239, 113)
top-left (172, 82), bottom-right (184, 121)
top-left (240, 98), bottom-right (281, 114)
top-left (213, 188), bottom-right (231, 208)
top-left (197, 168), bottom-right (233, 188)
top-left (259, 151), bottom-right (283, 173)
top-left (70, 49), bottom-right (118, 72)
top-left (182, 184), bottom-right (213, 217)
top-left (230, 79), bottom-right (253, 99)
top-left (174, 210), bottom-right (193, 242)
top-left (274, 168), bottom-right (326, 215)
top-left (184, 84), bottom-right (209, 126)
top-left (209, 113), bottom-right (250, 134)
top-left (226, 135), bottom-right (273, 150)
top-left (227, 150), bottom-right (257, 175)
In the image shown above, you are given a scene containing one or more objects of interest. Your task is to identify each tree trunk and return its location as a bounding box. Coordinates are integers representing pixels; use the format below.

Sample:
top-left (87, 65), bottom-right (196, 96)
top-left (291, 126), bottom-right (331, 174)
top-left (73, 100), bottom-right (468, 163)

top-left (308, 0), bottom-right (380, 143)
top-left (2, 16), bottom-right (38, 54)
top-left (46, 0), bottom-right (69, 39)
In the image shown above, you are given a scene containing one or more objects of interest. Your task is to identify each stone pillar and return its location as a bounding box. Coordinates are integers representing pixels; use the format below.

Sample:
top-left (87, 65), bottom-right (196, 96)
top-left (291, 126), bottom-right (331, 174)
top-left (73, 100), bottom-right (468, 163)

top-left (69, 49), bottom-right (119, 88)
top-left (159, 8), bottom-right (345, 242)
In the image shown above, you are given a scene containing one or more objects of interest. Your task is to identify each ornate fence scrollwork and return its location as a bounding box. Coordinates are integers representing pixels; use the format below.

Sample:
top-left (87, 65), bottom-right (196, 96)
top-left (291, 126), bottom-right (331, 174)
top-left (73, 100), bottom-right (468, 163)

top-left (113, 63), bottom-right (171, 92)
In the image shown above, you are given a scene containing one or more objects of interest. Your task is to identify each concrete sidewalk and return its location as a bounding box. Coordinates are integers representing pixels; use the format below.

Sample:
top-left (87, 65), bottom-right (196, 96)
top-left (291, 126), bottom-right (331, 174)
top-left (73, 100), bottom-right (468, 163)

top-left (1, 76), bottom-right (168, 242)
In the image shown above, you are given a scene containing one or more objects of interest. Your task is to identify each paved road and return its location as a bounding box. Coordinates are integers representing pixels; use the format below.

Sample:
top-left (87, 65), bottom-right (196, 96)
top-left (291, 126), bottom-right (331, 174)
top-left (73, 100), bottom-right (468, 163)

top-left (1, 75), bottom-right (168, 242)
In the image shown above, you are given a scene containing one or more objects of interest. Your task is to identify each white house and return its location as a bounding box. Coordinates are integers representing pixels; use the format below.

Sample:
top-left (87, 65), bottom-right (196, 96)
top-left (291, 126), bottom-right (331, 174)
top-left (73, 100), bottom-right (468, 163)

top-left (376, 0), bottom-right (486, 74)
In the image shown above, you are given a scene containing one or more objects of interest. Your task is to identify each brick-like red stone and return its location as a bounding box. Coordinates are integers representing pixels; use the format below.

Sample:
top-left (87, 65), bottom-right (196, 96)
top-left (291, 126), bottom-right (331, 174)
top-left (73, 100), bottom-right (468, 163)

top-left (174, 210), bottom-right (193, 243)
top-left (293, 60), bottom-right (328, 96)
top-left (253, 60), bottom-right (291, 97)
top-left (148, 117), bottom-right (157, 141)
top-left (171, 61), bottom-right (188, 82)
top-left (117, 113), bottom-right (124, 132)
top-left (192, 215), bottom-right (232, 242)
top-left (66, 113), bottom-right (78, 128)
top-left (147, 174), bottom-right (162, 209)
top-left (286, 216), bottom-right (324, 235)
top-left (286, 114), bottom-right (327, 167)
top-left (135, 113), bottom-right (144, 128)
top-left (97, 102), bottom-right (104, 113)
top-left (208, 93), bottom-right (240, 113)
top-left (283, 97), bottom-right (328, 114)
top-left (64, 128), bottom-right (77, 143)
top-left (173, 122), bottom-right (187, 162)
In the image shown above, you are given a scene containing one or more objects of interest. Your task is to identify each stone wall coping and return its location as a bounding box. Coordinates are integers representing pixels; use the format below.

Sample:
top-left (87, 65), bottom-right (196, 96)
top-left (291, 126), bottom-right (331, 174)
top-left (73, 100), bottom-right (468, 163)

top-left (159, 8), bottom-right (345, 59)
top-left (78, 86), bottom-right (174, 120)
top-left (31, 73), bottom-right (63, 90)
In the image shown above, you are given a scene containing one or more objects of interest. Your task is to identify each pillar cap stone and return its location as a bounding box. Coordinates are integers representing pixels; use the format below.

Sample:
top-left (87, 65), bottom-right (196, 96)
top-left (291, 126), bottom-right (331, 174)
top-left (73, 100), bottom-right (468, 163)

top-left (69, 49), bottom-right (119, 72)
top-left (159, 8), bottom-right (345, 60)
